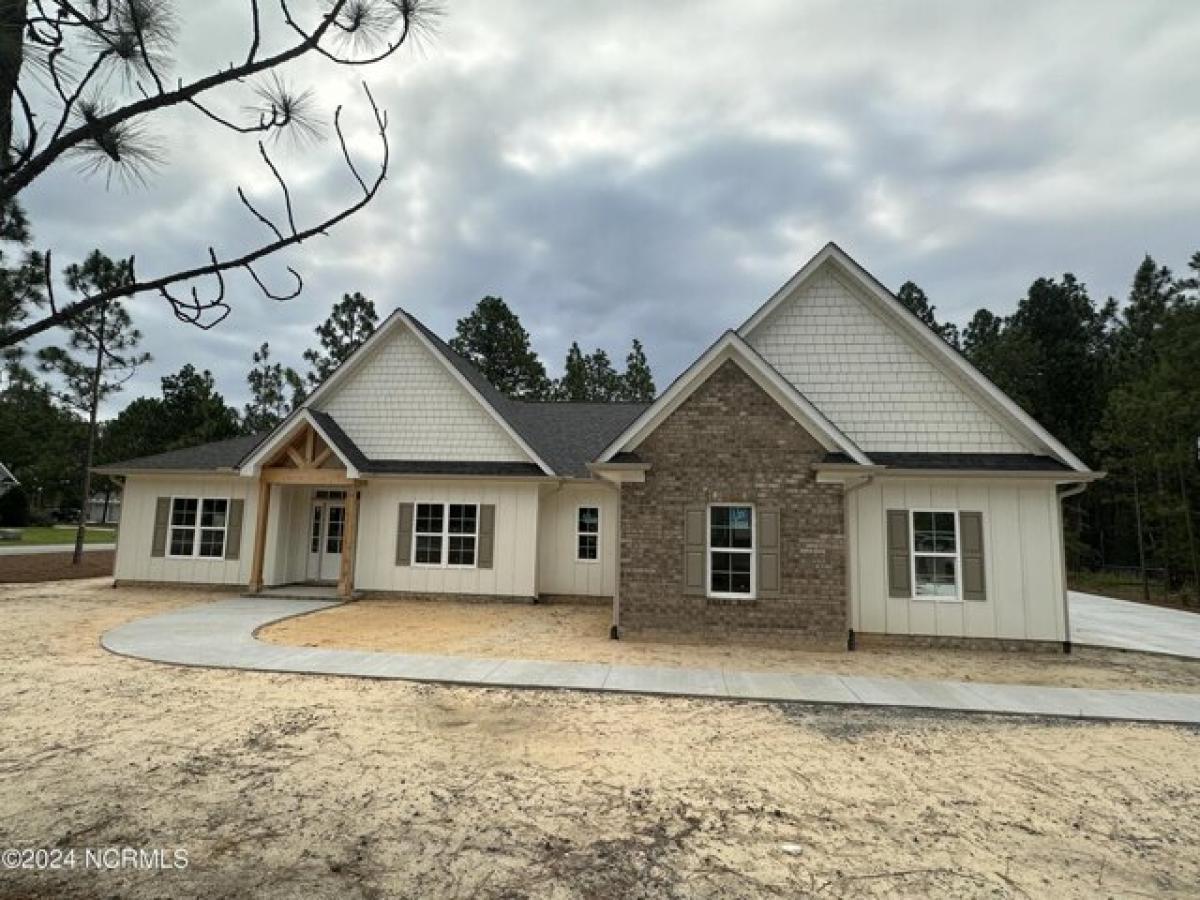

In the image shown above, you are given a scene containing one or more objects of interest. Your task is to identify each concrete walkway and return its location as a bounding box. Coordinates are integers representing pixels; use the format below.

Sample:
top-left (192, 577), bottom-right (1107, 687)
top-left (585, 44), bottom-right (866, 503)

top-left (1070, 590), bottom-right (1200, 659)
top-left (0, 543), bottom-right (116, 555)
top-left (101, 597), bottom-right (1200, 726)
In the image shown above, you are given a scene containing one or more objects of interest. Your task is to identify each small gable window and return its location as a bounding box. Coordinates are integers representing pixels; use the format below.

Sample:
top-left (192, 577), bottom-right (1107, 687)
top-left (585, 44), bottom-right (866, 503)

top-left (708, 504), bottom-right (754, 597)
top-left (577, 506), bottom-right (600, 561)
top-left (414, 502), bottom-right (478, 568)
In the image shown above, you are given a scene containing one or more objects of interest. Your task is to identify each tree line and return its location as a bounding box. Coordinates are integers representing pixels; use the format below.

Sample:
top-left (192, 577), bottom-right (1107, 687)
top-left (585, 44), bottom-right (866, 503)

top-left (897, 251), bottom-right (1200, 601)
top-left (0, 275), bottom-right (658, 540)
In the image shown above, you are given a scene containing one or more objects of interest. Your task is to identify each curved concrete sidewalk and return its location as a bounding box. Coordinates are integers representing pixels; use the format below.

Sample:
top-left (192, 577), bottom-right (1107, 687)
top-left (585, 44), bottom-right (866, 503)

top-left (101, 597), bottom-right (1200, 726)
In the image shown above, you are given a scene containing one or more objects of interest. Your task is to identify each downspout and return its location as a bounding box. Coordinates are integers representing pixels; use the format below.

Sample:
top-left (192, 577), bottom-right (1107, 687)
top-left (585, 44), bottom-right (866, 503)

top-left (1057, 480), bottom-right (1091, 654)
top-left (841, 475), bottom-right (874, 651)
top-left (611, 480), bottom-right (622, 639)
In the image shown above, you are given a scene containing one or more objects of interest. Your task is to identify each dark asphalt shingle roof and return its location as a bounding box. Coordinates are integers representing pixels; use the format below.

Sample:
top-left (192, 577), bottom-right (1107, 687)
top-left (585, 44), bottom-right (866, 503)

top-left (93, 433), bottom-right (266, 473)
top-left (822, 451), bottom-right (1071, 472)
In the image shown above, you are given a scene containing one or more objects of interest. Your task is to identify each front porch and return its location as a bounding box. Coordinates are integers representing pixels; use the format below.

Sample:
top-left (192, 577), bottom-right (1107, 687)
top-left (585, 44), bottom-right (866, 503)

top-left (244, 417), bottom-right (363, 599)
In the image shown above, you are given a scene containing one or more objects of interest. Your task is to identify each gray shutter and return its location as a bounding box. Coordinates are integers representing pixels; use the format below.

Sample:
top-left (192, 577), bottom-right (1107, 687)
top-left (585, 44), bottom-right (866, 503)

top-left (757, 508), bottom-right (780, 597)
top-left (683, 505), bottom-right (706, 596)
top-left (886, 509), bottom-right (911, 598)
top-left (395, 503), bottom-right (414, 566)
top-left (224, 499), bottom-right (244, 560)
top-left (151, 497), bottom-right (170, 557)
top-left (477, 504), bottom-right (495, 569)
top-left (960, 511), bottom-right (986, 602)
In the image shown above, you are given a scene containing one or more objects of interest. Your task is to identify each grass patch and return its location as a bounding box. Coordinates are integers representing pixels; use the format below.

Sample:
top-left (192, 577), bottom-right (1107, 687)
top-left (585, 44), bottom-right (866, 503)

top-left (3, 526), bottom-right (117, 545)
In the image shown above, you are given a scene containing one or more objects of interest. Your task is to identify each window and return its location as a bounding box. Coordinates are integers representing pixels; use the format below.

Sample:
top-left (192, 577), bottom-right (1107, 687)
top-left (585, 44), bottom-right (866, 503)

top-left (169, 497), bottom-right (228, 559)
top-left (414, 502), bottom-right (478, 568)
top-left (577, 506), bottom-right (599, 561)
top-left (326, 505), bottom-right (346, 554)
top-left (708, 504), bottom-right (754, 597)
top-left (912, 510), bottom-right (959, 599)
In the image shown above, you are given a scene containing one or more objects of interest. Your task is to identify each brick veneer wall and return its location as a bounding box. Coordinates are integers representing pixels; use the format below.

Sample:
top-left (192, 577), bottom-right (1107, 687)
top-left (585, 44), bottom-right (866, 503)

top-left (618, 360), bottom-right (847, 643)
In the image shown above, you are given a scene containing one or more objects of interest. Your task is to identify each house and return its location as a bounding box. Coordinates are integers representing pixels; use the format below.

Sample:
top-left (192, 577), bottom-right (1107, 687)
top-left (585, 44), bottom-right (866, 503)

top-left (95, 244), bottom-right (1100, 649)
top-left (87, 490), bottom-right (121, 525)
top-left (0, 462), bottom-right (16, 497)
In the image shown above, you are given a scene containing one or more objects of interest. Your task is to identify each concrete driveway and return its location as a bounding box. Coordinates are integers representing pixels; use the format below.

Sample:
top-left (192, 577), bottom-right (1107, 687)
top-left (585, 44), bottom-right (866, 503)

top-left (1070, 591), bottom-right (1200, 659)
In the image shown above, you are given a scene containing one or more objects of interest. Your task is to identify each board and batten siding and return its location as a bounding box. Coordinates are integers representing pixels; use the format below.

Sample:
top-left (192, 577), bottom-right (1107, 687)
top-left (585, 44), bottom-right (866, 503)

top-left (847, 478), bottom-right (1066, 642)
top-left (537, 483), bottom-right (618, 597)
top-left (264, 484), bottom-right (313, 586)
top-left (745, 266), bottom-right (1033, 454)
top-left (314, 324), bottom-right (530, 462)
top-left (114, 474), bottom-right (258, 585)
top-left (353, 479), bottom-right (540, 597)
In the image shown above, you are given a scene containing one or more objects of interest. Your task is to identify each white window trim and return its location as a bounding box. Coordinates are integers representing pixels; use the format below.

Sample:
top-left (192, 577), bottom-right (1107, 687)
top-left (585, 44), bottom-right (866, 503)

top-left (165, 495), bottom-right (231, 561)
top-left (412, 502), bottom-right (480, 570)
top-left (910, 508), bottom-right (962, 603)
top-left (706, 502), bottom-right (756, 600)
top-left (576, 505), bottom-right (601, 563)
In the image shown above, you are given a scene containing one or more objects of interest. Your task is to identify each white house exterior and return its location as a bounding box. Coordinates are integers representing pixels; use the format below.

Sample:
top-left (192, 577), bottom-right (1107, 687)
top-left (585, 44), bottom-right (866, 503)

top-left (98, 244), bottom-right (1099, 648)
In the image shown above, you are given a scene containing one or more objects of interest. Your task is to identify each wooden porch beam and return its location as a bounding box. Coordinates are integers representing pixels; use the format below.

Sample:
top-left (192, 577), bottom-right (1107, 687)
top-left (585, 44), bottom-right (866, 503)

top-left (248, 479), bottom-right (270, 593)
top-left (338, 483), bottom-right (361, 600)
top-left (261, 468), bottom-right (354, 486)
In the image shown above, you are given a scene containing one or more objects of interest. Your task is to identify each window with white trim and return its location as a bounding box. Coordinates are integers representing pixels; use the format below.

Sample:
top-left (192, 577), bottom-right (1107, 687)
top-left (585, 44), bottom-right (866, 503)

top-left (708, 504), bottom-right (754, 597)
top-left (911, 510), bottom-right (959, 599)
top-left (414, 502), bottom-right (478, 568)
top-left (169, 497), bottom-right (228, 559)
top-left (577, 506), bottom-right (599, 561)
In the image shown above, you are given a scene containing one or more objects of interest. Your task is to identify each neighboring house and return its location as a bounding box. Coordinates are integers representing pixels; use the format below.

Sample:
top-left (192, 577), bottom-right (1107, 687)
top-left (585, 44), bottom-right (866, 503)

top-left (0, 462), bottom-right (16, 497)
top-left (87, 491), bottom-right (121, 525)
top-left (95, 244), bottom-right (1099, 648)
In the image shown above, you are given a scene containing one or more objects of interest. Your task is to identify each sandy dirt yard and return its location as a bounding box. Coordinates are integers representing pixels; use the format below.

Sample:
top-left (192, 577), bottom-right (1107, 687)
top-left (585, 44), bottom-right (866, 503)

top-left (262, 598), bottom-right (1200, 693)
top-left (1, 582), bottom-right (1199, 899)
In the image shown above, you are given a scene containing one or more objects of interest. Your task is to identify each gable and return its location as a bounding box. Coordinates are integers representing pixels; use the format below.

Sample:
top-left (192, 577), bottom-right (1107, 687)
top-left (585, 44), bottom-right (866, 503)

top-left (599, 331), bottom-right (869, 465)
top-left (313, 323), bottom-right (532, 463)
top-left (744, 262), bottom-right (1037, 455)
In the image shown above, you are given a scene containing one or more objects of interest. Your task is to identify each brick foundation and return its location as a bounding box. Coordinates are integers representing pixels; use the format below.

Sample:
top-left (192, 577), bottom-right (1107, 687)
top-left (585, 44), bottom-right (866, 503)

top-left (618, 360), bottom-right (847, 642)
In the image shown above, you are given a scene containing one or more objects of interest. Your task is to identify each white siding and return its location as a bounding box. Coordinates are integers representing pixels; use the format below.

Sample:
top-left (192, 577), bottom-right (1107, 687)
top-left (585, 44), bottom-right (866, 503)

top-left (746, 265), bottom-right (1033, 453)
top-left (114, 474), bottom-right (258, 585)
top-left (264, 485), bottom-right (313, 586)
top-left (353, 479), bottom-right (540, 597)
top-left (848, 477), bottom-right (1067, 642)
top-left (315, 324), bottom-right (530, 462)
top-left (537, 483), bottom-right (618, 597)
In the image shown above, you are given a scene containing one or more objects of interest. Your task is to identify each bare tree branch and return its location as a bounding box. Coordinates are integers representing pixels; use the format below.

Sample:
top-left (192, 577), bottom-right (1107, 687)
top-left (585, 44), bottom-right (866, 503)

top-left (3, 80), bottom-right (390, 347)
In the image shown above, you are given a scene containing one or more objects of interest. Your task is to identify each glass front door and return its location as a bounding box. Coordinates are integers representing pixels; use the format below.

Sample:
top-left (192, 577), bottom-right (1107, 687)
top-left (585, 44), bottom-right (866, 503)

top-left (306, 498), bottom-right (345, 583)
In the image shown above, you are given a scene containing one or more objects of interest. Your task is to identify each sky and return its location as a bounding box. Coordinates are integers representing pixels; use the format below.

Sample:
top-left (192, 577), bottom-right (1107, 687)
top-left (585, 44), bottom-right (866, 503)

top-left (19, 0), bottom-right (1200, 416)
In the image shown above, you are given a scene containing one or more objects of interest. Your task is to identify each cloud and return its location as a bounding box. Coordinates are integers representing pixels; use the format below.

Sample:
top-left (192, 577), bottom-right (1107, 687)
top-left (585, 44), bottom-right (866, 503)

top-left (16, 0), bottom-right (1200, 416)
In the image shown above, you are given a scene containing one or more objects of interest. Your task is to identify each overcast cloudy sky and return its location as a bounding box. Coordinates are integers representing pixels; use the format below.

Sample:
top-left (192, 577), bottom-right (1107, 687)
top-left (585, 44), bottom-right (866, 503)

top-left (21, 0), bottom-right (1200, 415)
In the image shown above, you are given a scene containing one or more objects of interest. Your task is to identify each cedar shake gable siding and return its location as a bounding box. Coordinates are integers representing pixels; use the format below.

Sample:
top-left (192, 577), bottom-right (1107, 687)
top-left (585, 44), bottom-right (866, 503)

top-left (619, 360), bottom-right (846, 642)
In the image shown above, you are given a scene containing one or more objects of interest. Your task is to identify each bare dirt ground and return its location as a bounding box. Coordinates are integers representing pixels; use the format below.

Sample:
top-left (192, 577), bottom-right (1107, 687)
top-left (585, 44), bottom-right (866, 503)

top-left (262, 598), bottom-right (1200, 693)
top-left (0, 550), bottom-right (113, 583)
top-left (2, 581), bottom-right (1199, 899)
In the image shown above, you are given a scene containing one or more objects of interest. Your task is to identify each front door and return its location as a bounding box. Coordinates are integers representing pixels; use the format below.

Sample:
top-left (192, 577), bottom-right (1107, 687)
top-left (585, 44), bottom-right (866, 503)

top-left (307, 496), bottom-right (346, 583)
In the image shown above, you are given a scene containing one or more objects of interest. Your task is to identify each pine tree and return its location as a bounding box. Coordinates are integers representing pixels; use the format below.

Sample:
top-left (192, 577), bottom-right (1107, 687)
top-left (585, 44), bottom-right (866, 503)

top-left (896, 281), bottom-right (959, 347)
top-left (620, 338), bottom-right (656, 401)
top-left (244, 342), bottom-right (305, 433)
top-left (303, 292), bottom-right (379, 387)
top-left (449, 296), bottom-right (551, 399)
top-left (556, 342), bottom-right (591, 401)
top-left (36, 251), bottom-right (150, 563)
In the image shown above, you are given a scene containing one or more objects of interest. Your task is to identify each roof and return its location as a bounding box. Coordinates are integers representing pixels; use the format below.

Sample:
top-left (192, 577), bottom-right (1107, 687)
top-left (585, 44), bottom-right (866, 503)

top-left (504, 402), bottom-right (649, 477)
top-left (93, 433), bottom-right (266, 474)
top-left (821, 451), bottom-right (1072, 472)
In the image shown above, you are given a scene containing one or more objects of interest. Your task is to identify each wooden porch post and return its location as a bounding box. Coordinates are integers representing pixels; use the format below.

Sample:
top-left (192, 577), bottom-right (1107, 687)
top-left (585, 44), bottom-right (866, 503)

top-left (248, 479), bottom-right (270, 593)
top-left (338, 483), bottom-right (360, 600)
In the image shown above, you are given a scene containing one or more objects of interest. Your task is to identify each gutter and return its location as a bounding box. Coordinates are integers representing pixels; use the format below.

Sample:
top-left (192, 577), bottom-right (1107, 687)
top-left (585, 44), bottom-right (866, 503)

top-left (1055, 479), bottom-right (1096, 654)
top-left (840, 475), bottom-right (874, 651)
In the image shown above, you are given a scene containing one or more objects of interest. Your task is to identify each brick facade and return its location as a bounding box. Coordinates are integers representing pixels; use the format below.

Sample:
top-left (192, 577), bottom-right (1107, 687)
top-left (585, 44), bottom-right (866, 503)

top-left (618, 360), bottom-right (847, 644)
